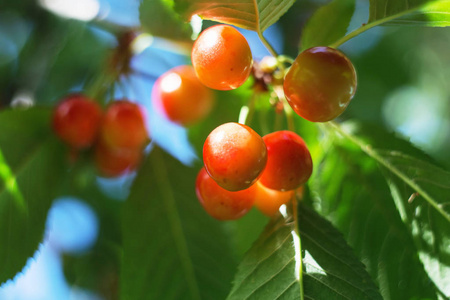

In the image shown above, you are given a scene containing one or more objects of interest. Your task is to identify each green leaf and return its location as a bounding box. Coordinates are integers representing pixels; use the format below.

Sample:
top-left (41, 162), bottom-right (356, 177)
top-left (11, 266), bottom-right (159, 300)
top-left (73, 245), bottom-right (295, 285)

top-left (382, 153), bottom-right (450, 297)
top-left (226, 211), bottom-right (301, 299)
top-left (298, 203), bottom-right (382, 300)
top-left (121, 146), bottom-right (237, 300)
top-left (300, 0), bottom-right (355, 51)
top-left (331, 0), bottom-right (450, 47)
top-left (310, 131), bottom-right (439, 299)
top-left (174, 0), bottom-right (295, 32)
top-left (0, 108), bottom-right (66, 284)
top-left (140, 0), bottom-right (193, 41)
top-left (327, 121), bottom-right (450, 298)
top-left (368, 0), bottom-right (450, 25)
top-left (386, 0), bottom-right (450, 26)
top-left (227, 201), bottom-right (382, 299)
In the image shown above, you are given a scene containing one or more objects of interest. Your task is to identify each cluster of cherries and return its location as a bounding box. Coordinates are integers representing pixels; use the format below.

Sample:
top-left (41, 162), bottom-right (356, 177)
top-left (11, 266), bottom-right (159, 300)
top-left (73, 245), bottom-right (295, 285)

top-left (52, 23), bottom-right (357, 220)
top-left (188, 25), bottom-right (357, 220)
top-left (52, 95), bottom-right (148, 177)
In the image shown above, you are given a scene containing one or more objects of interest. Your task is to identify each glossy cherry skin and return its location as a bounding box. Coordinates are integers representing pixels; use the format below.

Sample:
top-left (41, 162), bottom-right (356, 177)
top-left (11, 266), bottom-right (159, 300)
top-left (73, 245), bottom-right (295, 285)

top-left (192, 25), bottom-right (253, 90)
top-left (100, 100), bottom-right (148, 150)
top-left (152, 65), bottom-right (214, 126)
top-left (195, 168), bottom-right (256, 220)
top-left (253, 181), bottom-right (295, 217)
top-left (203, 122), bottom-right (267, 191)
top-left (283, 46), bottom-right (357, 122)
top-left (259, 131), bottom-right (312, 191)
top-left (52, 94), bottom-right (102, 149)
top-left (94, 141), bottom-right (142, 177)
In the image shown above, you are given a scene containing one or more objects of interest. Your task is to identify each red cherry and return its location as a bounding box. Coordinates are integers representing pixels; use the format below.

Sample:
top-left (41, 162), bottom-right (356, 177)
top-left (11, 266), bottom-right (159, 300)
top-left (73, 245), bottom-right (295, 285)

top-left (52, 94), bottom-right (102, 149)
top-left (192, 25), bottom-right (253, 90)
top-left (259, 131), bottom-right (312, 191)
top-left (152, 65), bottom-right (214, 126)
top-left (203, 122), bottom-right (267, 191)
top-left (283, 46), bottom-right (357, 122)
top-left (195, 168), bottom-right (256, 220)
top-left (100, 100), bottom-right (148, 150)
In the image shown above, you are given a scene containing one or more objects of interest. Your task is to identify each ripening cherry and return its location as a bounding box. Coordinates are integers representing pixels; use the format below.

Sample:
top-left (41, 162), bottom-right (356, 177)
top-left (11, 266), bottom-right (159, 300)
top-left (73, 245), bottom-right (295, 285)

top-left (94, 141), bottom-right (142, 177)
top-left (283, 46), bottom-right (357, 122)
top-left (152, 65), bottom-right (214, 126)
top-left (195, 168), bottom-right (256, 220)
top-left (203, 122), bottom-right (267, 191)
top-left (52, 94), bottom-right (102, 149)
top-left (253, 181), bottom-right (295, 217)
top-left (100, 100), bottom-right (148, 150)
top-left (259, 131), bottom-right (312, 191)
top-left (191, 25), bottom-right (253, 90)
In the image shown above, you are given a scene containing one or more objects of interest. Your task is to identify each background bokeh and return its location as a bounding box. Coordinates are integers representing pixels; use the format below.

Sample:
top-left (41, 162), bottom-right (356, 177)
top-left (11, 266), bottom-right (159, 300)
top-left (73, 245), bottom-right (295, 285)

top-left (0, 0), bottom-right (449, 298)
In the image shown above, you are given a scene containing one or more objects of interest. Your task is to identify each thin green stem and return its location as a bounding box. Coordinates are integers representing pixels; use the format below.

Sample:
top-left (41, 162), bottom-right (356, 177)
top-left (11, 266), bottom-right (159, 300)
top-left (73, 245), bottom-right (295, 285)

top-left (327, 122), bottom-right (450, 222)
top-left (258, 30), bottom-right (279, 58)
top-left (330, 9), bottom-right (419, 48)
top-left (278, 55), bottom-right (294, 65)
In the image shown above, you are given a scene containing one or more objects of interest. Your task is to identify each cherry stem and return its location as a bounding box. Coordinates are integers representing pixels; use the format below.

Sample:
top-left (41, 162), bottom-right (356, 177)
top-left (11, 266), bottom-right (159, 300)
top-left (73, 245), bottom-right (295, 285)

top-left (258, 30), bottom-right (279, 58)
top-left (329, 9), bottom-right (416, 48)
top-left (278, 55), bottom-right (294, 66)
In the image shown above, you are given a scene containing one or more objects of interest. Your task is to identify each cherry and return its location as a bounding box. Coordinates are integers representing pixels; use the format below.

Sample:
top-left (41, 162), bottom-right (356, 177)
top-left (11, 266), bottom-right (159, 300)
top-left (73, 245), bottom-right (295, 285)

top-left (94, 141), bottom-right (142, 177)
top-left (191, 25), bottom-right (253, 90)
top-left (259, 131), bottom-right (312, 191)
top-left (203, 122), bottom-right (267, 191)
top-left (253, 181), bottom-right (295, 217)
top-left (195, 168), bottom-right (256, 220)
top-left (52, 94), bottom-right (102, 149)
top-left (152, 65), bottom-right (214, 126)
top-left (283, 46), bottom-right (357, 122)
top-left (100, 100), bottom-right (148, 150)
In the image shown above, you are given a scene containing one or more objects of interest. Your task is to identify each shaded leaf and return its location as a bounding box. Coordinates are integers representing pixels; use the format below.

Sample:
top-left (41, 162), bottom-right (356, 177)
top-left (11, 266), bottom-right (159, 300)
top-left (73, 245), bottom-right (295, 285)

top-left (327, 121), bottom-right (450, 298)
top-left (381, 152), bottom-right (450, 297)
top-left (121, 146), bottom-right (237, 300)
top-left (300, 0), bottom-right (355, 51)
top-left (310, 131), bottom-right (439, 299)
top-left (174, 0), bottom-right (295, 32)
top-left (140, 0), bottom-right (193, 41)
top-left (0, 108), bottom-right (66, 284)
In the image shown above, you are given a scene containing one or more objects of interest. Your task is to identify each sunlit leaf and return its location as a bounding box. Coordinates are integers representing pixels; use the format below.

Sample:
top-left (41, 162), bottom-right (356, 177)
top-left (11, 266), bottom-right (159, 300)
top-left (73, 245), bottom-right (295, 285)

top-left (299, 203), bottom-right (382, 300)
top-left (386, 0), bottom-right (450, 26)
top-left (121, 147), bottom-right (237, 300)
top-left (227, 201), bottom-right (382, 299)
top-left (332, 0), bottom-right (450, 47)
top-left (369, 0), bottom-right (450, 25)
top-left (0, 108), bottom-right (66, 284)
top-left (227, 211), bottom-right (301, 299)
top-left (174, 0), bottom-right (295, 32)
